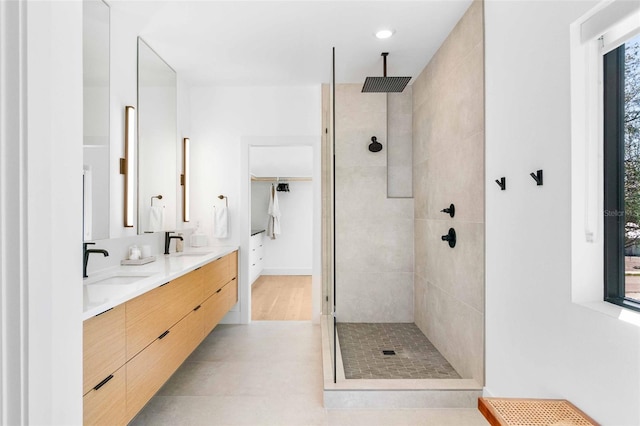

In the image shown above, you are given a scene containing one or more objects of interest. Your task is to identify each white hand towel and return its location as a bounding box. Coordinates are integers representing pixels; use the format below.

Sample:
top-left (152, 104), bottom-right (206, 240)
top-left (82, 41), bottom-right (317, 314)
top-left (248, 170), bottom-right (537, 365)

top-left (267, 185), bottom-right (281, 239)
top-left (214, 206), bottom-right (229, 238)
top-left (148, 205), bottom-right (164, 232)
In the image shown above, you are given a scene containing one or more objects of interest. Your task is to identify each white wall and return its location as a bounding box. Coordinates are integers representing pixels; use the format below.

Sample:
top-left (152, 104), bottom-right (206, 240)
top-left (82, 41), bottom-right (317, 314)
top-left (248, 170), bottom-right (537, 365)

top-left (26, 1), bottom-right (83, 423)
top-left (108, 4), bottom-right (191, 243)
top-left (251, 181), bottom-right (313, 274)
top-left (109, 3), bottom-right (142, 240)
top-left (485, 1), bottom-right (640, 424)
top-left (190, 86), bottom-right (322, 323)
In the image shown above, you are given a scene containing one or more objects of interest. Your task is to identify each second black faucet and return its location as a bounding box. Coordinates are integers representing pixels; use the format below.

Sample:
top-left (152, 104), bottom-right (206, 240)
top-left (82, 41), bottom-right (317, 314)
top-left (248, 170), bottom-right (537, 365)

top-left (164, 232), bottom-right (184, 254)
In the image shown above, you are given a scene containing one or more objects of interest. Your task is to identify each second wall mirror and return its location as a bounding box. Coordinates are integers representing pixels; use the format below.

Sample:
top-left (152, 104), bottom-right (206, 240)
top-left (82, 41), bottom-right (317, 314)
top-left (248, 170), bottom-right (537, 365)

top-left (137, 37), bottom-right (178, 234)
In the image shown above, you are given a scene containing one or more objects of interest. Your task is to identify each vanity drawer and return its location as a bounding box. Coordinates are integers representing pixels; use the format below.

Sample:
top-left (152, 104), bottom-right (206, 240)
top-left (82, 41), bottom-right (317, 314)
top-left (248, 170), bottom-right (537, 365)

top-left (83, 365), bottom-right (126, 426)
top-left (202, 282), bottom-right (230, 335)
top-left (226, 277), bottom-right (238, 309)
top-left (126, 268), bottom-right (203, 359)
top-left (201, 255), bottom-right (229, 298)
top-left (83, 304), bottom-right (125, 395)
top-left (202, 251), bottom-right (237, 298)
top-left (228, 250), bottom-right (238, 280)
top-left (126, 310), bottom-right (201, 423)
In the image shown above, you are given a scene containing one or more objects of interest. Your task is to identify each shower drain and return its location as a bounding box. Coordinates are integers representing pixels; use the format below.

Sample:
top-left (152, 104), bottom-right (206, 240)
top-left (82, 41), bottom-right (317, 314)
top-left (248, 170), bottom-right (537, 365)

top-left (382, 350), bottom-right (396, 356)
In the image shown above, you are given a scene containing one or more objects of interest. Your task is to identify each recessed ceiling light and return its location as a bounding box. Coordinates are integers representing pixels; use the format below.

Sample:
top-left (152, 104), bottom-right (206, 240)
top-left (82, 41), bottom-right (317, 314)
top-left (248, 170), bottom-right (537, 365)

top-left (375, 29), bottom-right (395, 39)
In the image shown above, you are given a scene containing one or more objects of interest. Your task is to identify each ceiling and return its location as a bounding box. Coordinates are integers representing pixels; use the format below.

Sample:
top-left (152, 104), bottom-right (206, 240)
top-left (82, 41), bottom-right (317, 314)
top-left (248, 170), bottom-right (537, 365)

top-left (111, 0), bottom-right (472, 87)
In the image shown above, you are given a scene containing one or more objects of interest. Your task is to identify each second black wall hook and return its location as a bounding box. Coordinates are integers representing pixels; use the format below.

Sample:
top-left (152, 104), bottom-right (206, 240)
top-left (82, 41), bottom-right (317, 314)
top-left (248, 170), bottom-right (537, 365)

top-left (495, 177), bottom-right (506, 191)
top-left (530, 169), bottom-right (543, 186)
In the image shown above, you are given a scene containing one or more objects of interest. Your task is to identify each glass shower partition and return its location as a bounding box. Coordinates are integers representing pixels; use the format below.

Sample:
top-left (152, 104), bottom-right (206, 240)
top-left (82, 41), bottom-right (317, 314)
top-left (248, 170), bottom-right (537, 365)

top-left (322, 48), bottom-right (337, 383)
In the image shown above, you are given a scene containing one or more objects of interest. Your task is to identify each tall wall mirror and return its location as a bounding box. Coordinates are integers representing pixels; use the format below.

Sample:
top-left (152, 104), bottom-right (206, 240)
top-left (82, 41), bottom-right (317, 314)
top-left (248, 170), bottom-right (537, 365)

top-left (137, 37), bottom-right (177, 234)
top-left (83, 0), bottom-right (110, 241)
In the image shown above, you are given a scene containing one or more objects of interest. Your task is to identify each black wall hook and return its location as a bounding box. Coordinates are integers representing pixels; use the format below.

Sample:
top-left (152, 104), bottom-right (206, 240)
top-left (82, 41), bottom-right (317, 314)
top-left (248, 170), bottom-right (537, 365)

top-left (530, 169), bottom-right (543, 186)
top-left (440, 204), bottom-right (455, 218)
top-left (495, 177), bottom-right (506, 191)
top-left (441, 228), bottom-right (456, 248)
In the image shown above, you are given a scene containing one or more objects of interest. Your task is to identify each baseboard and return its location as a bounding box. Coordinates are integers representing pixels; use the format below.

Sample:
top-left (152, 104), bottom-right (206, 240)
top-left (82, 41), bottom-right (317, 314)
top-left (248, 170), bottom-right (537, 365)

top-left (261, 268), bottom-right (312, 276)
top-left (219, 309), bottom-right (241, 324)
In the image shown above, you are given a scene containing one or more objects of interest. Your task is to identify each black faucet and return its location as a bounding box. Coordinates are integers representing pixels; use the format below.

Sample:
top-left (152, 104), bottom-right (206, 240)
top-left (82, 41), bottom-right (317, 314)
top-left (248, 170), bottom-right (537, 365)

top-left (83, 242), bottom-right (109, 278)
top-left (164, 232), bottom-right (183, 255)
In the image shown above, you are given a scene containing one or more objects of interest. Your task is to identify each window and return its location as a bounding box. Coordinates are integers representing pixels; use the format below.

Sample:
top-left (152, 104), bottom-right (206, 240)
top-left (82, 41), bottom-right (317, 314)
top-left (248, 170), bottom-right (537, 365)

top-left (604, 33), bottom-right (640, 311)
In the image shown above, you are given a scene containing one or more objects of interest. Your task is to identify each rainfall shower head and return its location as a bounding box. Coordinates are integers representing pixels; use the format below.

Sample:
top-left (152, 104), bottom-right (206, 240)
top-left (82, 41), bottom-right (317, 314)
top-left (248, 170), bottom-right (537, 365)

top-left (362, 52), bottom-right (411, 93)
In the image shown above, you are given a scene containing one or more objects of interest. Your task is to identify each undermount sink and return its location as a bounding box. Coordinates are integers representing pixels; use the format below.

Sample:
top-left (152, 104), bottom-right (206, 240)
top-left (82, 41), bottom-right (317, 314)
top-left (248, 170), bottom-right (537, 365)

top-left (85, 271), bottom-right (153, 286)
top-left (172, 252), bottom-right (210, 257)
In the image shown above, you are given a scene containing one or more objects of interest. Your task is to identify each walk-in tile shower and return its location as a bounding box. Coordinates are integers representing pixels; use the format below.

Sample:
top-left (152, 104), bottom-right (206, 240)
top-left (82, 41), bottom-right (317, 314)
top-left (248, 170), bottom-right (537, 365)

top-left (323, 0), bottom-right (485, 387)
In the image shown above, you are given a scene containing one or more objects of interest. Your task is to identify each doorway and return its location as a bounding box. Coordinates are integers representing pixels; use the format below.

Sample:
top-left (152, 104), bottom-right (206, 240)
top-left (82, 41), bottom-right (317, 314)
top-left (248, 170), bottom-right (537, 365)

top-left (248, 145), bottom-right (316, 321)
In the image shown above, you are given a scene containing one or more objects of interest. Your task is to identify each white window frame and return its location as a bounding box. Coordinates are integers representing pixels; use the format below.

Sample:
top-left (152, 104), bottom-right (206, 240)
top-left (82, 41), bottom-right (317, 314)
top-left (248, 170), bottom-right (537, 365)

top-left (570, 0), bottom-right (640, 326)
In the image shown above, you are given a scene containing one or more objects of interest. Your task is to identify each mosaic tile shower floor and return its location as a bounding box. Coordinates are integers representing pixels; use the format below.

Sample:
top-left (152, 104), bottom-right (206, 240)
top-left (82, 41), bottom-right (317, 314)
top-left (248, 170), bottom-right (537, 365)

top-left (337, 323), bottom-right (461, 380)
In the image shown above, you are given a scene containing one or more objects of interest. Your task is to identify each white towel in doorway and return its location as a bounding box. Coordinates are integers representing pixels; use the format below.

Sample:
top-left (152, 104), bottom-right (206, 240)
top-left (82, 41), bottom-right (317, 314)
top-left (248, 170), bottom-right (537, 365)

top-left (214, 206), bottom-right (229, 238)
top-left (267, 184), bottom-right (281, 239)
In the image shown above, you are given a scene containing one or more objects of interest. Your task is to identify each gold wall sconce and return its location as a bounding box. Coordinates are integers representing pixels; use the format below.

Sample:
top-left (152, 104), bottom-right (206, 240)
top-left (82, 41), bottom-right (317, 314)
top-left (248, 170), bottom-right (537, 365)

top-left (181, 137), bottom-right (190, 222)
top-left (121, 106), bottom-right (135, 227)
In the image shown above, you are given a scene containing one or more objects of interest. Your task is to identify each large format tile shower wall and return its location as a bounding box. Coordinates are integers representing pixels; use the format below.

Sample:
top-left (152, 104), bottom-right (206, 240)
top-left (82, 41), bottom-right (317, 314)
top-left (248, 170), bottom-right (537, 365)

top-left (335, 85), bottom-right (415, 322)
top-left (413, 0), bottom-right (485, 384)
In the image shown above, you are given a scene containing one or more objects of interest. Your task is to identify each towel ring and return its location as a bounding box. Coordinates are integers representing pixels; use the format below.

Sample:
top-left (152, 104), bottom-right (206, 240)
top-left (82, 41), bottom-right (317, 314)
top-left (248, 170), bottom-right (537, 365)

top-left (217, 194), bottom-right (228, 207)
top-left (151, 194), bottom-right (163, 206)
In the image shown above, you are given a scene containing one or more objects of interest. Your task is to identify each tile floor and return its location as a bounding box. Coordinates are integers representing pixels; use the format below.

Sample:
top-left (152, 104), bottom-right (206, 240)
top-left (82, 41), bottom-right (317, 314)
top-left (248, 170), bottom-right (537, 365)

top-left (130, 322), bottom-right (488, 425)
top-left (337, 323), bottom-right (460, 380)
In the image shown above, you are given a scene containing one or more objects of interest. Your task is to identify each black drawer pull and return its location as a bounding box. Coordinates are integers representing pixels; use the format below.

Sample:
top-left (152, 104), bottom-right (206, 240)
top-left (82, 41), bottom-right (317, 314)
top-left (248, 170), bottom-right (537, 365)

top-left (158, 330), bottom-right (170, 339)
top-left (160, 281), bottom-right (169, 287)
top-left (193, 305), bottom-right (202, 311)
top-left (232, 277), bottom-right (236, 281)
top-left (93, 374), bottom-right (114, 391)
top-left (216, 288), bottom-right (222, 294)
top-left (195, 267), bottom-right (201, 270)
top-left (95, 307), bottom-right (114, 317)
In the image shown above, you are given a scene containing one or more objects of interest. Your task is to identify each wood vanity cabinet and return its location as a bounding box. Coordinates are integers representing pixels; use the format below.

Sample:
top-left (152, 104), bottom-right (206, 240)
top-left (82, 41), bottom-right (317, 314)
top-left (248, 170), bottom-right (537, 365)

top-left (83, 366), bottom-right (126, 426)
top-left (125, 309), bottom-right (203, 422)
top-left (83, 304), bottom-right (126, 395)
top-left (202, 251), bottom-right (237, 298)
top-left (83, 304), bottom-right (126, 425)
top-left (125, 268), bottom-right (203, 360)
top-left (83, 250), bottom-right (237, 426)
top-left (202, 252), bottom-right (238, 335)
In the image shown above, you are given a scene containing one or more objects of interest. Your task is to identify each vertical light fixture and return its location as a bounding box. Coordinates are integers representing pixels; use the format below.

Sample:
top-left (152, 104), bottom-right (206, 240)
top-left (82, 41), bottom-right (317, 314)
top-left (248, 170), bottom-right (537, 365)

top-left (182, 137), bottom-right (190, 222)
top-left (121, 106), bottom-right (135, 227)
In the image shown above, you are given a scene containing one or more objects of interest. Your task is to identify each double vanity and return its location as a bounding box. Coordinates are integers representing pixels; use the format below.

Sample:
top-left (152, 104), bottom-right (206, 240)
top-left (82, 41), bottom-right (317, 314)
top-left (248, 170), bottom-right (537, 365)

top-left (81, 3), bottom-right (237, 423)
top-left (83, 248), bottom-right (238, 425)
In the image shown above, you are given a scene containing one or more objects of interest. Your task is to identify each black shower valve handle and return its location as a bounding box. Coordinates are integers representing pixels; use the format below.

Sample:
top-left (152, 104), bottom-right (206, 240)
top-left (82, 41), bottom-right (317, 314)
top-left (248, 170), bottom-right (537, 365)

top-left (440, 204), bottom-right (455, 218)
top-left (441, 228), bottom-right (456, 248)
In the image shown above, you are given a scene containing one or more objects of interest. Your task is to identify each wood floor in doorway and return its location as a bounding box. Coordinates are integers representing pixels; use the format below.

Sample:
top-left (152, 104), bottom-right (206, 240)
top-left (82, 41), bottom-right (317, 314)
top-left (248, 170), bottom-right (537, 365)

top-left (251, 275), bottom-right (312, 321)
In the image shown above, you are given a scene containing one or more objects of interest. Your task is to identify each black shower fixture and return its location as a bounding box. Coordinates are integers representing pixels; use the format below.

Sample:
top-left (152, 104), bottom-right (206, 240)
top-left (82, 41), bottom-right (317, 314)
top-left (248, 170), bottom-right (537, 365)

top-left (362, 52), bottom-right (412, 93)
top-left (440, 204), bottom-right (455, 218)
top-left (369, 136), bottom-right (383, 152)
top-left (441, 228), bottom-right (456, 248)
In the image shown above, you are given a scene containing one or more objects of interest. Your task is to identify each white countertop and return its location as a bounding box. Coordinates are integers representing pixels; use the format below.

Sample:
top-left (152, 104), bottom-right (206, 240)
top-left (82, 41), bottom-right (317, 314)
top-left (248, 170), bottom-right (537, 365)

top-left (82, 246), bottom-right (238, 321)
